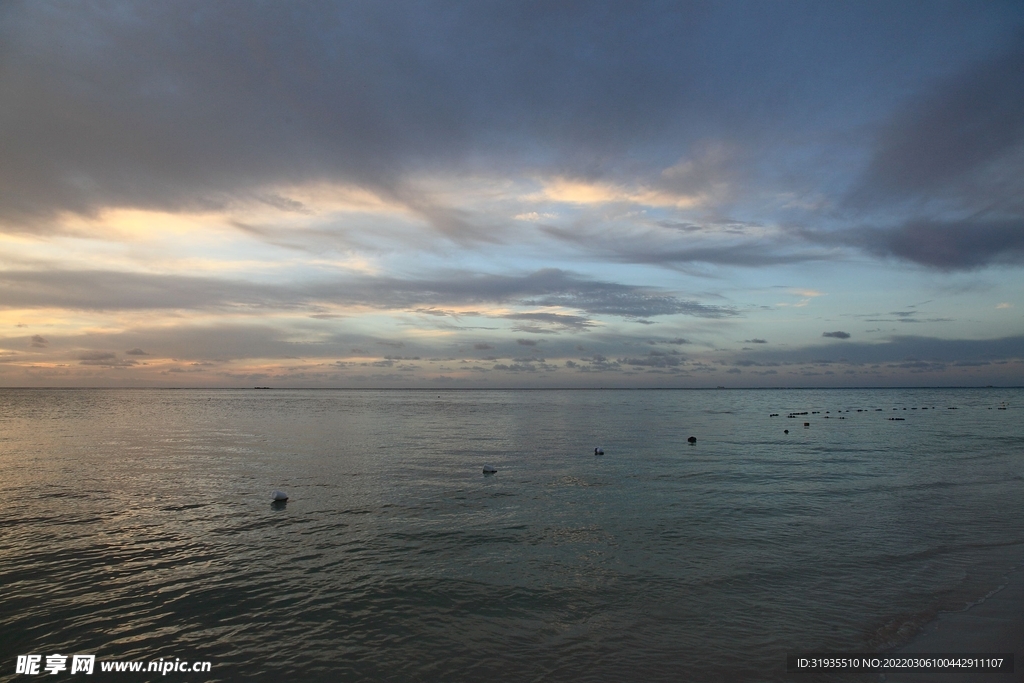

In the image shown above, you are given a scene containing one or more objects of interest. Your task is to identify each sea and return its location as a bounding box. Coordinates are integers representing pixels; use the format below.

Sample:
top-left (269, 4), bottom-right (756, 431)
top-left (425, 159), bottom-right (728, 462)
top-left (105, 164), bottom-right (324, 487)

top-left (1, 387), bottom-right (1022, 682)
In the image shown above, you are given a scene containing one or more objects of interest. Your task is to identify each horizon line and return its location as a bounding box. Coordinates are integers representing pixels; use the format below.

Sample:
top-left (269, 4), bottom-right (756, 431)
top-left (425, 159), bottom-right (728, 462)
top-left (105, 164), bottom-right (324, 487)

top-left (0, 385), bottom-right (1019, 391)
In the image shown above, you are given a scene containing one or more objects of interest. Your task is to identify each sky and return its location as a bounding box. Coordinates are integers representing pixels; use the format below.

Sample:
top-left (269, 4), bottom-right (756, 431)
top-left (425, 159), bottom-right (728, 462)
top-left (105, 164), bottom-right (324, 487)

top-left (1, 1), bottom-right (1023, 388)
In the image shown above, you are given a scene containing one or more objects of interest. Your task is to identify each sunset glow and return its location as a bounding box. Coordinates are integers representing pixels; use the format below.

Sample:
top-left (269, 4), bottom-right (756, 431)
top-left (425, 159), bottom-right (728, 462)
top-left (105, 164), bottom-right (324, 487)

top-left (1, 2), bottom-right (1022, 387)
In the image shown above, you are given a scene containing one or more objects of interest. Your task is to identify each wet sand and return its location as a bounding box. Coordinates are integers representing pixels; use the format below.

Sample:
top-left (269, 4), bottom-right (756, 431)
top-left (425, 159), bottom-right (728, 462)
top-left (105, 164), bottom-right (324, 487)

top-left (887, 567), bottom-right (1024, 683)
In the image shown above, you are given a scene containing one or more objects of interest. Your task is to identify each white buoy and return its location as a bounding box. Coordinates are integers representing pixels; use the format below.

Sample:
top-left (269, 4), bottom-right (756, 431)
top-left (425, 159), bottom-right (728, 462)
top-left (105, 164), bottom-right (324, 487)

top-left (272, 489), bottom-right (289, 501)
top-left (594, 447), bottom-right (604, 455)
top-left (482, 465), bottom-right (497, 474)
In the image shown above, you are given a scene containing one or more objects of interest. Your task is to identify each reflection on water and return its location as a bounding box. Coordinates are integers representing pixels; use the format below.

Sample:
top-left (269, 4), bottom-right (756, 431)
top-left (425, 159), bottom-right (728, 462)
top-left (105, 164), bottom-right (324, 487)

top-left (1, 388), bottom-right (1022, 682)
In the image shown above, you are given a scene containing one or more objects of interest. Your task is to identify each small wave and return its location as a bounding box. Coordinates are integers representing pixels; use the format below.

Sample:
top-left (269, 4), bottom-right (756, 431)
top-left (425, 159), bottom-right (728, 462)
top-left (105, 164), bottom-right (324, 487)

top-left (869, 608), bottom-right (938, 649)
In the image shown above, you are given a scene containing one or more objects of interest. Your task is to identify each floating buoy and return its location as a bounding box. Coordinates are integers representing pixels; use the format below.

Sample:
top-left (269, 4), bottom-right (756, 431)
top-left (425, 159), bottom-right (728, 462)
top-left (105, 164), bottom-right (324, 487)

top-left (482, 465), bottom-right (497, 474)
top-left (784, 429), bottom-right (789, 434)
top-left (594, 447), bottom-right (604, 455)
top-left (272, 489), bottom-right (289, 502)
top-left (803, 422), bottom-right (809, 427)
top-left (687, 436), bottom-right (697, 444)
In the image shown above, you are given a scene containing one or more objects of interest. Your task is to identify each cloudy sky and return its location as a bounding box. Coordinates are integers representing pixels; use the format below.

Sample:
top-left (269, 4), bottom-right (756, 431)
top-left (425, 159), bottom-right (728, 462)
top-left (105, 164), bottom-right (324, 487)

top-left (1, 1), bottom-right (1022, 387)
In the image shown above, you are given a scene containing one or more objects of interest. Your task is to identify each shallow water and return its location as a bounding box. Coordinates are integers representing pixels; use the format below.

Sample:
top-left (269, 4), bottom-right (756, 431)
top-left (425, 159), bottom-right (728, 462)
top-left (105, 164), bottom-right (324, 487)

top-left (1, 388), bottom-right (1022, 681)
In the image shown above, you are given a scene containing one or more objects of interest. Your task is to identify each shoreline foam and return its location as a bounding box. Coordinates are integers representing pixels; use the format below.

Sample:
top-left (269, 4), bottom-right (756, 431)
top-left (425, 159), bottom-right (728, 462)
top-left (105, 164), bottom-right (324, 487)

top-left (887, 566), bottom-right (1024, 682)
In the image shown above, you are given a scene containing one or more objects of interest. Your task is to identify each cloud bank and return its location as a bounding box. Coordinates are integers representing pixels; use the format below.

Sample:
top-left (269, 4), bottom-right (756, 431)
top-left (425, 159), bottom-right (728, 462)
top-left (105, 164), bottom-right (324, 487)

top-left (0, 1), bottom-right (1022, 386)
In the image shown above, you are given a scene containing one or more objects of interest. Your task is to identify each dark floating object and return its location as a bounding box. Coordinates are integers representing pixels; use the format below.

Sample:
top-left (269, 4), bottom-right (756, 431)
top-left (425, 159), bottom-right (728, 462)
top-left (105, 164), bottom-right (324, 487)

top-left (948, 407), bottom-right (957, 409)
top-left (594, 447), bottom-right (604, 455)
top-left (784, 429), bottom-right (789, 434)
top-left (687, 436), bottom-right (697, 444)
top-left (272, 489), bottom-right (289, 502)
top-left (888, 417), bottom-right (905, 421)
top-left (482, 465), bottom-right (497, 474)
top-left (803, 422), bottom-right (810, 427)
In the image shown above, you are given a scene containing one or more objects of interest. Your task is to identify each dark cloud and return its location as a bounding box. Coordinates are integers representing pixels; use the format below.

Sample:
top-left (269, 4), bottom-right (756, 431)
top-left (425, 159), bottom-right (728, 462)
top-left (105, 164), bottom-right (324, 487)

top-left (848, 43), bottom-right (1024, 205)
top-left (873, 218), bottom-right (1024, 271)
top-left (541, 225), bottom-right (832, 268)
top-left (516, 339), bottom-right (538, 346)
top-left (822, 331), bottom-right (851, 339)
top-left (731, 334), bottom-right (1024, 367)
top-left (0, 269), bottom-right (279, 311)
top-left (125, 348), bottom-right (149, 355)
top-left (730, 359), bottom-right (780, 368)
top-left (825, 41), bottom-right (1024, 272)
top-left (413, 308), bottom-right (462, 318)
top-left (2, 1), bottom-right (1017, 251)
top-left (502, 312), bottom-right (595, 332)
top-left (862, 311), bottom-right (955, 324)
top-left (77, 351), bottom-right (136, 367)
top-left (745, 338), bottom-right (768, 344)
top-left (618, 350), bottom-right (685, 368)
top-left (30, 334), bottom-right (47, 347)
top-left (517, 271), bottom-right (735, 319)
top-left (353, 268), bottom-right (734, 320)
top-left (0, 1), bottom-right (714, 229)
top-left (492, 363), bottom-right (538, 373)
top-left (4, 324), bottom-right (443, 368)
top-left (808, 218), bottom-right (1024, 271)
top-left (77, 352), bottom-right (111, 361)
top-left (473, 343), bottom-right (493, 350)
top-left (0, 267), bottom-right (732, 322)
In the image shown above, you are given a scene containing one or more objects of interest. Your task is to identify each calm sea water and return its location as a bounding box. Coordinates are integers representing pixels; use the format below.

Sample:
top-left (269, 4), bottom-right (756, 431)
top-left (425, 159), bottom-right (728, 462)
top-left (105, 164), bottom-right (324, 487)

top-left (1, 388), bottom-right (1022, 682)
